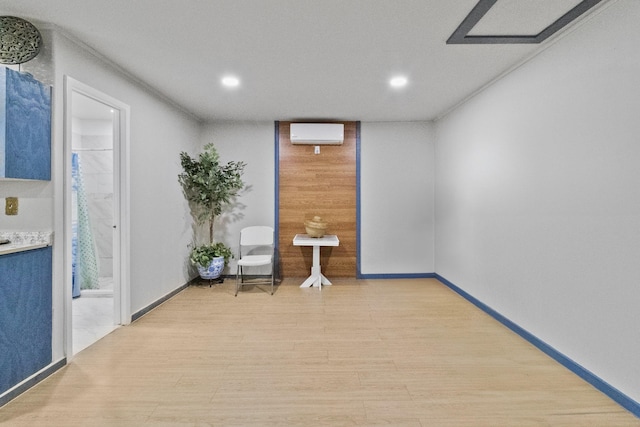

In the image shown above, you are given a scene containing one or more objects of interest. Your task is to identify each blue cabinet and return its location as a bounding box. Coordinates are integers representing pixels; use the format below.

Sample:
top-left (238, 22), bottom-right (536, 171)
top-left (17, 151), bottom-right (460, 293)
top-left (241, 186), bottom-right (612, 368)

top-left (0, 67), bottom-right (51, 180)
top-left (0, 247), bottom-right (52, 395)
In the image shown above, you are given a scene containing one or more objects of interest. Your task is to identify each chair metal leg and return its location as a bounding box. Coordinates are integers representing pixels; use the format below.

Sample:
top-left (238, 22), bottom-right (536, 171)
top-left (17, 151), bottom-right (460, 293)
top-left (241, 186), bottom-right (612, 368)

top-left (235, 265), bottom-right (240, 296)
top-left (236, 262), bottom-right (275, 296)
top-left (270, 260), bottom-right (274, 295)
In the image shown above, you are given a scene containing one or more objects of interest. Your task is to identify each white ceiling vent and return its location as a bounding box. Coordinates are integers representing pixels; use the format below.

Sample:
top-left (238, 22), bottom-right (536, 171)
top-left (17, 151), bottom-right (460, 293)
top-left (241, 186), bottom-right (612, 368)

top-left (290, 123), bottom-right (344, 145)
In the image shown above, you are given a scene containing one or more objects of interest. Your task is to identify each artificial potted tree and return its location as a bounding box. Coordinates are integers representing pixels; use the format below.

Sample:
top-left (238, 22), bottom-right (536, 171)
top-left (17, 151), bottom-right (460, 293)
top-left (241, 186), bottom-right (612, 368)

top-left (178, 143), bottom-right (246, 280)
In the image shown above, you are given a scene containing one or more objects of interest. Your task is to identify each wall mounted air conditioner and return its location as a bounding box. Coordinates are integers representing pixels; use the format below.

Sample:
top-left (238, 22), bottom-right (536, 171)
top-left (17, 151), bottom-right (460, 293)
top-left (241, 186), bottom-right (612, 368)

top-left (290, 123), bottom-right (344, 145)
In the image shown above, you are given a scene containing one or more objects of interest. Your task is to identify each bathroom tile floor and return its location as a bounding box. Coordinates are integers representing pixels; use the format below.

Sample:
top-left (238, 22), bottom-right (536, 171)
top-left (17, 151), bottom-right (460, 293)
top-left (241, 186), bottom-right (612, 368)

top-left (72, 287), bottom-right (117, 354)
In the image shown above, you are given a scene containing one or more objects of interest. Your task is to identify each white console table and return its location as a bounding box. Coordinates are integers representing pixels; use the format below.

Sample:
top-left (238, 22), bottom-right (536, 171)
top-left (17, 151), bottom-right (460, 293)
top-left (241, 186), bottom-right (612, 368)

top-left (292, 234), bottom-right (339, 289)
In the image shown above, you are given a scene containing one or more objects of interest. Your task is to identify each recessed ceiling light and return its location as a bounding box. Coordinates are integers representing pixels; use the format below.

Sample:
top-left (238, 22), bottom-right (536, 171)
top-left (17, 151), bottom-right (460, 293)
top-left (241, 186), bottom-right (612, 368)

top-left (390, 76), bottom-right (408, 88)
top-left (222, 76), bottom-right (240, 88)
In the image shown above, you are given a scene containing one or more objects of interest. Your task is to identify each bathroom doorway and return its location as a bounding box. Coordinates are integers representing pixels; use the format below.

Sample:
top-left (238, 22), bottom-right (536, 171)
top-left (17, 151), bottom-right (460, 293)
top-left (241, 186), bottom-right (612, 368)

top-left (64, 77), bottom-right (130, 357)
top-left (71, 92), bottom-right (115, 353)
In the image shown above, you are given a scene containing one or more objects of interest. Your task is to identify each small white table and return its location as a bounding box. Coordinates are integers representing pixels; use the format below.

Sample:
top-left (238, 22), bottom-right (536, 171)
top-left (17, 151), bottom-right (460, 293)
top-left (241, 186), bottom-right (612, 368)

top-left (293, 234), bottom-right (339, 288)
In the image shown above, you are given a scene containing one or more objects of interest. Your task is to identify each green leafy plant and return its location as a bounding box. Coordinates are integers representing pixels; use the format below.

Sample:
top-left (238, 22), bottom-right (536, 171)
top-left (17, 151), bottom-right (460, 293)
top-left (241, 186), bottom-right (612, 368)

top-left (179, 143), bottom-right (246, 268)
top-left (189, 242), bottom-right (234, 268)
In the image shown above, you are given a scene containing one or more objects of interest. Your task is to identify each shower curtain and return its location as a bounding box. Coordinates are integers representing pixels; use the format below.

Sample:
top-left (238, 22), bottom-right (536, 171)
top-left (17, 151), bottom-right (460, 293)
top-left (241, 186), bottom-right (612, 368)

top-left (71, 152), bottom-right (100, 297)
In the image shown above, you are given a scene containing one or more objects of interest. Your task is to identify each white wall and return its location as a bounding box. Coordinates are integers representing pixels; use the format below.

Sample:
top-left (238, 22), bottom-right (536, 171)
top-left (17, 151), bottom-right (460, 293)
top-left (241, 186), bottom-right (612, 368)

top-left (50, 31), bottom-right (202, 359)
top-left (199, 121), bottom-right (275, 274)
top-left (360, 122), bottom-right (435, 275)
top-left (0, 184), bottom-right (52, 230)
top-left (201, 121), bottom-right (436, 277)
top-left (435, 0), bottom-right (640, 402)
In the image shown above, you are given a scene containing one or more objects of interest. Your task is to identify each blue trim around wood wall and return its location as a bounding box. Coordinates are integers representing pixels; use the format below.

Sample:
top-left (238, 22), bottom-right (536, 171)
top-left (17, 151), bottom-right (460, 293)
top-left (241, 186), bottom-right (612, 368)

top-left (356, 121), bottom-right (362, 278)
top-left (276, 121), bottom-right (361, 276)
top-left (435, 273), bottom-right (640, 419)
top-left (274, 121), bottom-right (280, 250)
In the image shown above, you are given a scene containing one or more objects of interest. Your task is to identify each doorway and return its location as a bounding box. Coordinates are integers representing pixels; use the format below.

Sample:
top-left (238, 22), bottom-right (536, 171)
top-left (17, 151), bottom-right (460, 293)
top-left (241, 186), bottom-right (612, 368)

top-left (64, 77), bottom-right (131, 357)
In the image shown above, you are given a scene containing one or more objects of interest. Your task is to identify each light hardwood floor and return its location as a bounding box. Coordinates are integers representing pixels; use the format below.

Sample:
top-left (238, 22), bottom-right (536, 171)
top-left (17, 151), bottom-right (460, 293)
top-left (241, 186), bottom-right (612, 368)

top-left (1, 278), bottom-right (638, 426)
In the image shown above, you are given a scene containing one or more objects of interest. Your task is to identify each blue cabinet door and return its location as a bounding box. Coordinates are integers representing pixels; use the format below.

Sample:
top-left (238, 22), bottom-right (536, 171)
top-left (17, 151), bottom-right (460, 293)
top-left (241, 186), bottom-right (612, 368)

top-left (0, 67), bottom-right (52, 180)
top-left (0, 247), bottom-right (52, 394)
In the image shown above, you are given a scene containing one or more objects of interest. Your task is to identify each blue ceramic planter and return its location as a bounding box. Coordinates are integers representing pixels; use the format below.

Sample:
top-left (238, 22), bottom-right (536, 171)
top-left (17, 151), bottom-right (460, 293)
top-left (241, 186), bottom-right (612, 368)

top-left (197, 256), bottom-right (225, 280)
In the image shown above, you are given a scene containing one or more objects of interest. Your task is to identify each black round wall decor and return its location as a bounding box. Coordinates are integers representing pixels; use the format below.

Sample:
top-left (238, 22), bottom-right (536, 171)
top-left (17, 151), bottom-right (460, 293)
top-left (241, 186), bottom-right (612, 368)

top-left (0, 16), bottom-right (43, 65)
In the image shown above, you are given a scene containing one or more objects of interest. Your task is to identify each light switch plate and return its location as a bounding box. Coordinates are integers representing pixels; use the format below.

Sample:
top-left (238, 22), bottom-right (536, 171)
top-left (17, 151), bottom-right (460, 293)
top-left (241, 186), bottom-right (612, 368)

top-left (5, 197), bottom-right (18, 215)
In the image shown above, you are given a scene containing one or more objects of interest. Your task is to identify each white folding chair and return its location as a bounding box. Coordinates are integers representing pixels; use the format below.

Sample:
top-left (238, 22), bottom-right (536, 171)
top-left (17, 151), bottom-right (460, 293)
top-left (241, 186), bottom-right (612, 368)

top-left (235, 226), bottom-right (275, 296)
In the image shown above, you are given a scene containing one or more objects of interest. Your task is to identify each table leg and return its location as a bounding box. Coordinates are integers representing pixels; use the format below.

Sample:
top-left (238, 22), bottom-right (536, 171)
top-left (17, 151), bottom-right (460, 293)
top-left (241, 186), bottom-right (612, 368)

top-left (300, 274), bottom-right (319, 288)
top-left (299, 245), bottom-right (330, 289)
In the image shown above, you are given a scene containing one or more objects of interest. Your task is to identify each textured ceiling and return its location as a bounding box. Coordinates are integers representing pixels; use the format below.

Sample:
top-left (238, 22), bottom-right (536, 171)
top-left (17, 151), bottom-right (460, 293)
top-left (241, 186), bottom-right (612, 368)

top-left (0, 0), bottom-right (611, 121)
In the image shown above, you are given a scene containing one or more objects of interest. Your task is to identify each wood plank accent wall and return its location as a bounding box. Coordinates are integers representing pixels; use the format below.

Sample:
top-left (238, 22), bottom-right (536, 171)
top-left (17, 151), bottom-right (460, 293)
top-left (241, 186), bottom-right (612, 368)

top-left (278, 121), bottom-right (357, 278)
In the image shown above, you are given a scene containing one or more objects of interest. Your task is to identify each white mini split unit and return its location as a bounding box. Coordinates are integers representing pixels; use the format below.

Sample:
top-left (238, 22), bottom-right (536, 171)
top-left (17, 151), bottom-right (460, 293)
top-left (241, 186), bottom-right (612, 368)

top-left (290, 123), bottom-right (344, 145)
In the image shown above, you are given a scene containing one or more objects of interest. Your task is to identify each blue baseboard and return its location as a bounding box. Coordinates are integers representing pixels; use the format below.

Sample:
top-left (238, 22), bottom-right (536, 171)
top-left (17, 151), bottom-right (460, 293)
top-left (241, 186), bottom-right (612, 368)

top-left (131, 281), bottom-right (191, 322)
top-left (131, 274), bottom-right (248, 322)
top-left (0, 358), bottom-right (66, 408)
top-left (435, 273), bottom-right (640, 419)
top-left (358, 272), bottom-right (437, 280)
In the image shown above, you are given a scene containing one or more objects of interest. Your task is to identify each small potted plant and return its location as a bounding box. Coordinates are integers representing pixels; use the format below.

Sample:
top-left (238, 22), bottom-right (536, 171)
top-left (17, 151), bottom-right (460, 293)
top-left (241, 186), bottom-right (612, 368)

top-left (188, 242), bottom-right (235, 280)
top-left (178, 143), bottom-right (246, 280)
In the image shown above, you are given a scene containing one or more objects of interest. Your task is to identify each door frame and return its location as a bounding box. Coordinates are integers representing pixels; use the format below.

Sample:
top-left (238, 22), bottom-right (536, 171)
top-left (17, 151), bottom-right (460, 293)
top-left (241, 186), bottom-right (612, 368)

top-left (63, 76), bottom-right (131, 358)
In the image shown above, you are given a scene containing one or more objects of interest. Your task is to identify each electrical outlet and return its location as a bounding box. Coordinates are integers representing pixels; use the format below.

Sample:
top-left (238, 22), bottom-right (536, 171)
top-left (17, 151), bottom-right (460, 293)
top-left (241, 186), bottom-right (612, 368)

top-left (5, 197), bottom-right (18, 215)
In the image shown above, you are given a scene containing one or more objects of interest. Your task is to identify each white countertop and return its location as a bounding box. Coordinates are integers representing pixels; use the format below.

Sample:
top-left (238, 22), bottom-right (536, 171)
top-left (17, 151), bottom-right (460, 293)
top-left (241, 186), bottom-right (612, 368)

top-left (0, 231), bottom-right (53, 256)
